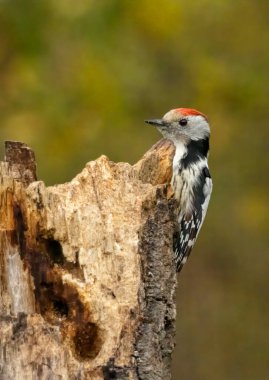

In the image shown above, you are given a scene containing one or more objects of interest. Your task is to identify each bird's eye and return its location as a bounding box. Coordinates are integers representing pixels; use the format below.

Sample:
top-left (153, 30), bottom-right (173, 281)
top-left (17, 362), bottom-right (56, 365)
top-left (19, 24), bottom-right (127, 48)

top-left (179, 118), bottom-right (188, 126)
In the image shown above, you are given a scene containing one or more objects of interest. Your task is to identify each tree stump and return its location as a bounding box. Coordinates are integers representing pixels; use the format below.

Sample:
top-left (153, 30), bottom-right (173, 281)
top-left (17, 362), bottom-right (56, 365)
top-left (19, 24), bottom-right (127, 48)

top-left (0, 140), bottom-right (177, 380)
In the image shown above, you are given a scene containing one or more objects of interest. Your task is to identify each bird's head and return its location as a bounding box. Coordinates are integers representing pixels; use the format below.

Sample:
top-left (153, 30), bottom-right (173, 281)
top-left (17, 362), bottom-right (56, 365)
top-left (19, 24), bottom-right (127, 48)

top-left (145, 108), bottom-right (210, 144)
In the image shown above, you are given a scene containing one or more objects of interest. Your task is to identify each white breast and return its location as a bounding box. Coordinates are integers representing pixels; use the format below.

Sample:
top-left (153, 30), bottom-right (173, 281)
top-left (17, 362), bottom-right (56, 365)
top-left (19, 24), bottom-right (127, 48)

top-left (172, 154), bottom-right (211, 221)
top-left (172, 142), bottom-right (187, 171)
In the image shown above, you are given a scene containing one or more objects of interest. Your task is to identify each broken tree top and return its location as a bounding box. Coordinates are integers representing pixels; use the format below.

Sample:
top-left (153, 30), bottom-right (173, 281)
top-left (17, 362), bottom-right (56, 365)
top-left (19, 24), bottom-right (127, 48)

top-left (4, 140), bottom-right (37, 185)
top-left (0, 140), bottom-right (176, 380)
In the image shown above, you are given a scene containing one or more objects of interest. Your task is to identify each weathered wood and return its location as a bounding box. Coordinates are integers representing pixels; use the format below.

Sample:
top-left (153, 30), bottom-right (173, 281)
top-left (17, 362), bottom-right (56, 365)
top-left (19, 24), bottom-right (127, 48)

top-left (0, 139), bottom-right (177, 380)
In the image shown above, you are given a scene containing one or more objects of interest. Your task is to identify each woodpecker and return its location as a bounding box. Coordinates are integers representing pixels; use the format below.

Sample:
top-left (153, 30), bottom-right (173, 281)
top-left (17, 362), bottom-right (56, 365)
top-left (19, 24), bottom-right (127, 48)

top-left (145, 108), bottom-right (212, 272)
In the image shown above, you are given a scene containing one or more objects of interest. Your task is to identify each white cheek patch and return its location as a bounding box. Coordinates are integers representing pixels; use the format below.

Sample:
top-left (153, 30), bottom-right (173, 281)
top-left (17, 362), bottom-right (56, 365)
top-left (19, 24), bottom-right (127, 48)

top-left (185, 115), bottom-right (210, 141)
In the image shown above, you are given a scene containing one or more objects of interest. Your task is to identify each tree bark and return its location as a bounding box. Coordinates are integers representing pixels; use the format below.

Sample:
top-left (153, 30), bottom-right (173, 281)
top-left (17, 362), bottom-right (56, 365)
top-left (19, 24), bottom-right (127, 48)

top-left (0, 140), bottom-right (177, 380)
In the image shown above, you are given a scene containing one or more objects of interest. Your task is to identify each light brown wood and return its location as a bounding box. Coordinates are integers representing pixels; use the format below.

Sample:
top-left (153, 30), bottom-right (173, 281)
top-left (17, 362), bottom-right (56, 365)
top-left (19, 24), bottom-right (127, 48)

top-left (0, 139), bottom-right (177, 380)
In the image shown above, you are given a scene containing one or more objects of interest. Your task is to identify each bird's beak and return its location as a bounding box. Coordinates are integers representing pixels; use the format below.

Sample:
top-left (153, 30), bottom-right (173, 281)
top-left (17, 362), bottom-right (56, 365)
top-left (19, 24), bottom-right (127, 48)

top-left (145, 119), bottom-right (166, 127)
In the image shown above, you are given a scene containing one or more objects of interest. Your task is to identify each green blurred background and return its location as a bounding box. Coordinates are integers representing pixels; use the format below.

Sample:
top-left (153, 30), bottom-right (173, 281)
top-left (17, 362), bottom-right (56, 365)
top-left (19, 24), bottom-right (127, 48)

top-left (1, 1), bottom-right (268, 379)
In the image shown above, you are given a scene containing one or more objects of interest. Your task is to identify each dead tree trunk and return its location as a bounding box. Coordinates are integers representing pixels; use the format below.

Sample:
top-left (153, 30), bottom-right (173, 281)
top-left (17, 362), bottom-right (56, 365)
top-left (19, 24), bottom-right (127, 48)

top-left (0, 140), bottom-right (177, 380)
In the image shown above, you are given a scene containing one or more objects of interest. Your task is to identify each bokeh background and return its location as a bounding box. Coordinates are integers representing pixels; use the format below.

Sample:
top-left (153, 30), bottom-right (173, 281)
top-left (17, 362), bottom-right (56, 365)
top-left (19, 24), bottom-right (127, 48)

top-left (1, 1), bottom-right (268, 379)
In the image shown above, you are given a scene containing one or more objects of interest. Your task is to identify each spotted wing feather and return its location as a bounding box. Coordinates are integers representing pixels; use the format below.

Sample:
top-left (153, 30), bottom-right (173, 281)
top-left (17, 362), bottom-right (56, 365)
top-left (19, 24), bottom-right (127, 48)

top-left (174, 211), bottom-right (202, 271)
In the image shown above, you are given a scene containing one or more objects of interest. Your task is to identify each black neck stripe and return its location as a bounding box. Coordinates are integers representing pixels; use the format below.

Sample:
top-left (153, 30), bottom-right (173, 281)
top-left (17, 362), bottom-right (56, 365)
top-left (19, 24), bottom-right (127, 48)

top-left (181, 138), bottom-right (209, 168)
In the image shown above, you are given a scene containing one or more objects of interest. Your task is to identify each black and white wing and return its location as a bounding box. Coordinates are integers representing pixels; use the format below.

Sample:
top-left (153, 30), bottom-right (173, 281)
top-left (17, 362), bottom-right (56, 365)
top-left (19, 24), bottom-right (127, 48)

top-left (174, 166), bottom-right (212, 272)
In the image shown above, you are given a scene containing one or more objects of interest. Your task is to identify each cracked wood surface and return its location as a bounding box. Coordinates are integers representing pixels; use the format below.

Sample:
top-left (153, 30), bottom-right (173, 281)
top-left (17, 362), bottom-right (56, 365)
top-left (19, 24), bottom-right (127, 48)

top-left (0, 139), bottom-right (177, 380)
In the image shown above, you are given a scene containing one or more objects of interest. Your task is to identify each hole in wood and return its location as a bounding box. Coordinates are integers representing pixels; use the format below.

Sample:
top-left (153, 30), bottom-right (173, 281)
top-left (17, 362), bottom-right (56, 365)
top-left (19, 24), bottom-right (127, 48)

top-left (41, 238), bottom-right (84, 280)
top-left (53, 298), bottom-right (69, 318)
top-left (45, 239), bottom-right (65, 265)
top-left (37, 276), bottom-right (103, 360)
top-left (74, 322), bottom-right (102, 360)
top-left (20, 238), bottom-right (103, 361)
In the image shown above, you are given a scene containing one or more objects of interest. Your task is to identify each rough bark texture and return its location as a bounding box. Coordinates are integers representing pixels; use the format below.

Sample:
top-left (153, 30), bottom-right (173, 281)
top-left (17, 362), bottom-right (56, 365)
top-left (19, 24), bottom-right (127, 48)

top-left (0, 139), bottom-right (177, 380)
